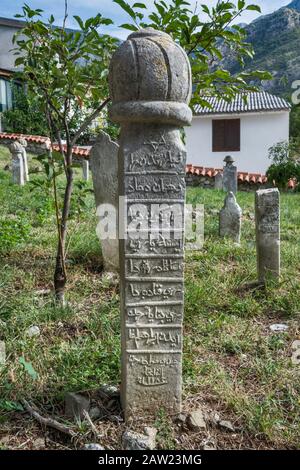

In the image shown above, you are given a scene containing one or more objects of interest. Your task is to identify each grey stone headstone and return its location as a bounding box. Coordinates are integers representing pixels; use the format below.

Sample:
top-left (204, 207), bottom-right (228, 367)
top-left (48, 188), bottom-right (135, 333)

top-left (214, 172), bottom-right (223, 190)
top-left (90, 131), bottom-right (119, 272)
top-left (81, 159), bottom-right (89, 181)
top-left (255, 188), bottom-right (280, 283)
top-left (223, 156), bottom-right (237, 194)
top-left (9, 141), bottom-right (25, 186)
top-left (219, 192), bottom-right (242, 244)
top-left (18, 137), bottom-right (29, 182)
top-left (0, 341), bottom-right (6, 365)
top-left (109, 27), bottom-right (192, 419)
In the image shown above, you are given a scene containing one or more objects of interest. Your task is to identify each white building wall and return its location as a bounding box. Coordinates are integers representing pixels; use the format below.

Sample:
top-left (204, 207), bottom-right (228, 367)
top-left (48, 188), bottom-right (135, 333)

top-left (0, 25), bottom-right (21, 72)
top-left (185, 111), bottom-right (290, 174)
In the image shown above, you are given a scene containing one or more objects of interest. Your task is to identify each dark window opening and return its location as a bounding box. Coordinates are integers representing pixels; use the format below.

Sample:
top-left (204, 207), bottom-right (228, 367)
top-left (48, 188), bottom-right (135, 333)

top-left (212, 118), bottom-right (240, 152)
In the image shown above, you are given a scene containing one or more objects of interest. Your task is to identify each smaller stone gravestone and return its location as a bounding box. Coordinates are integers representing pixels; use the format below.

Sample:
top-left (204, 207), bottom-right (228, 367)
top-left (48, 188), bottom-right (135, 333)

top-left (9, 141), bottom-right (25, 186)
top-left (223, 155), bottom-right (237, 194)
top-left (81, 159), bottom-right (89, 181)
top-left (90, 131), bottom-right (119, 272)
top-left (18, 137), bottom-right (29, 182)
top-left (0, 341), bottom-right (6, 365)
top-left (214, 172), bottom-right (223, 190)
top-left (219, 192), bottom-right (242, 244)
top-left (255, 188), bottom-right (280, 283)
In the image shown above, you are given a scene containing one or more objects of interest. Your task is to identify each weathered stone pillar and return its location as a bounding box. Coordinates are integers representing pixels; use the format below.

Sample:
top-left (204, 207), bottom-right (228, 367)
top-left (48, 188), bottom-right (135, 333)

top-left (219, 192), bottom-right (242, 244)
top-left (18, 137), bottom-right (29, 182)
top-left (223, 155), bottom-right (237, 193)
top-left (9, 141), bottom-right (25, 186)
top-left (90, 131), bottom-right (119, 272)
top-left (109, 28), bottom-right (192, 419)
top-left (82, 159), bottom-right (89, 181)
top-left (255, 188), bottom-right (280, 283)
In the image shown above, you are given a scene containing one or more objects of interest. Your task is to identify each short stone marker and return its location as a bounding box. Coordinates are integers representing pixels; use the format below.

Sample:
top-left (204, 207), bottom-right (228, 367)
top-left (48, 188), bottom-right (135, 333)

top-left (223, 155), bottom-right (237, 194)
top-left (219, 192), bottom-right (242, 244)
top-left (0, 341), bottom-right (6, 365)
top-left (214, 172), bottom-right (223, 190)
top-left (255, 188), bottom-right (280, 283)
top-left (90, 131), bottom-right (119, 272)
top-left (9, 141), bottom-right (25, 186)
top-left (18, 137), bottom-right (29, 182)
top-left (109, 27), bottom-right (192, 419)
top-left (81, 159), bottom-right (89, 182)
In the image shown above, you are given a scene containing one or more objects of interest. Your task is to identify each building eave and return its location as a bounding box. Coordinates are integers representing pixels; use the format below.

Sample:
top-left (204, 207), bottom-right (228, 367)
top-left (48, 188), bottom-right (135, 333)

top-left (0, 16), bottom-right (26, 29)
top-left (193, 109), bottom-right (290, 118)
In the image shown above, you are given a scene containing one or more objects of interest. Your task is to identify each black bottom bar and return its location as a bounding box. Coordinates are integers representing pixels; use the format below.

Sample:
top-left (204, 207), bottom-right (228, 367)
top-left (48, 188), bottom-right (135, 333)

top-left (0, 450), bottom-right (296, 466)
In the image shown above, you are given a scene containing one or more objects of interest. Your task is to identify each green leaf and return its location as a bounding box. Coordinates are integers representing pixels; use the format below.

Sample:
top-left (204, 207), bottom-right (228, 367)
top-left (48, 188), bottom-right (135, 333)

top-left (113, 0), bottom-right (137, 21)
top-left (246, 4), bottom-right (261, 13)
top-left (0, 400), bottom-right (24, 412)
top-left (133, 2), bottom-right (147, 8)
top-left (119, 23), bottom-right (139, 31)
top-left (19, 357), bottom-right (38, 380)
top-left (73, 15), bottom-right (84, 30)
top-left (201, 4), bottom-right (210, 15)
top-left (238, 0), bottom-right (246, 10)
top-left (14, 57), bottom-right (24, 66)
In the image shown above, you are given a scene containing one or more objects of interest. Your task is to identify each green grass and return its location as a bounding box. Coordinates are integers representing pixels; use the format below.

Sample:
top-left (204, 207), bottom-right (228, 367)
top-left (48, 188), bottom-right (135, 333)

top-left (0, 144), bottom-right (300, 449)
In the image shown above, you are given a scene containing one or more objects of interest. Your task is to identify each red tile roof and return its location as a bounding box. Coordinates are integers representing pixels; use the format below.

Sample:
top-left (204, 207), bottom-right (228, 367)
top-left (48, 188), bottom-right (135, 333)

top-left (0, 132), bottom-right (50, 144)
top-left (0, 133), bottom-right (90, 157)
top-left (186, 165), bottom-right (269, 185)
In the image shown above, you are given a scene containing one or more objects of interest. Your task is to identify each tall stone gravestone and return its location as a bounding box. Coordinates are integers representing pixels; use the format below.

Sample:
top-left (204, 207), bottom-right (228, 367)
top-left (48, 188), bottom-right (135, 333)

top-left (219, 192), bottom-right (242, 244)
top-left (223, 155), bottom-right (237, 194)
top-left (9, 141), bottom-right (25, 186)
top-left (255, 188), bottom-right (280, 283)
top-left (90, 131), bottom-right (119, 272)
top-left (109, 28), bottom-right (192, 419)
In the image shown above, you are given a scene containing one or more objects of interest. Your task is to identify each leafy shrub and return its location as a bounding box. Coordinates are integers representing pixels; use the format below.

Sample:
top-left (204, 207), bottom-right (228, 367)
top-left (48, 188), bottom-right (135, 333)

top-left (0, 218), bottom-right (31, 253)
top-left (1, 85), bottom-right (48, 136)
top-left (266, 140), bottom-right (300, 190)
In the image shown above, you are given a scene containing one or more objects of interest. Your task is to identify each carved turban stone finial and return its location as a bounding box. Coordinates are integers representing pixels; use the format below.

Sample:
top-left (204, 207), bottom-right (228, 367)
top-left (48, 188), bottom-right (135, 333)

top-left (109, 28), bottom-right (192, 126)
top-left (9, 141), bottom-right (23, 154)
top-left (18, 137), bottom-right (27, 148)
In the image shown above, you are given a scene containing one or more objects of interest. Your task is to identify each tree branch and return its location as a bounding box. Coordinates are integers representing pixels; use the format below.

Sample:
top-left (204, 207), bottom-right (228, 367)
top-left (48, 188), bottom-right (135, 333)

top-left (22, 399), bottom-right (77, 438)
top-left (70, 97), bottom-right (111, 146)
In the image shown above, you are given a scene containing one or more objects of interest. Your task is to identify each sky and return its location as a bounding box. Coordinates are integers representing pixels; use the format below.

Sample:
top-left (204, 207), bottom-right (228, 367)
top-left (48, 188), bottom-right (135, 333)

top-left (0, 0), bottom-right (292, 39)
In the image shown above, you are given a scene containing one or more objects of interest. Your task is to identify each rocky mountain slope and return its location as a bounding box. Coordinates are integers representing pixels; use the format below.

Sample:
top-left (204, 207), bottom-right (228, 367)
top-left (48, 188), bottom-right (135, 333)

top-left (224, 1), bottom-right (300, 95)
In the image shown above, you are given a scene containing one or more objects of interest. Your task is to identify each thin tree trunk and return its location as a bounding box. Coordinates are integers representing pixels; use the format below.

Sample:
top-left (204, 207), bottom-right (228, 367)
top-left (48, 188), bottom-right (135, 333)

top-left (51, 98), bottom-right (110, 303)
top-left (54, 145), bottom-right (73, 304)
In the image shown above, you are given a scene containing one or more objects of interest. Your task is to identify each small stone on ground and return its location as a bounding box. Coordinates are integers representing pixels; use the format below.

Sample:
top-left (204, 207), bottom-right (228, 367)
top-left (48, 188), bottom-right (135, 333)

top-left (84, 443), bottom-right (105, 450)
top-left (187, 409), bottom-right (207, 431)
top-left (270, 324), bottom-right (288, 332)
top-left (25, 325), bottom-right (40, 337)
top-left (201, 438), bottom-right (217, 450)
top-left (122, 427), bottom-right (157, 450)
top-left (98, 384), bottom-right (119, 398)
top-left (218, 420), bottom-right (235, 432)
top-left (65, 392), bottom-right (90, 420)
top-left (89, 407), bottom-right (102, 420)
